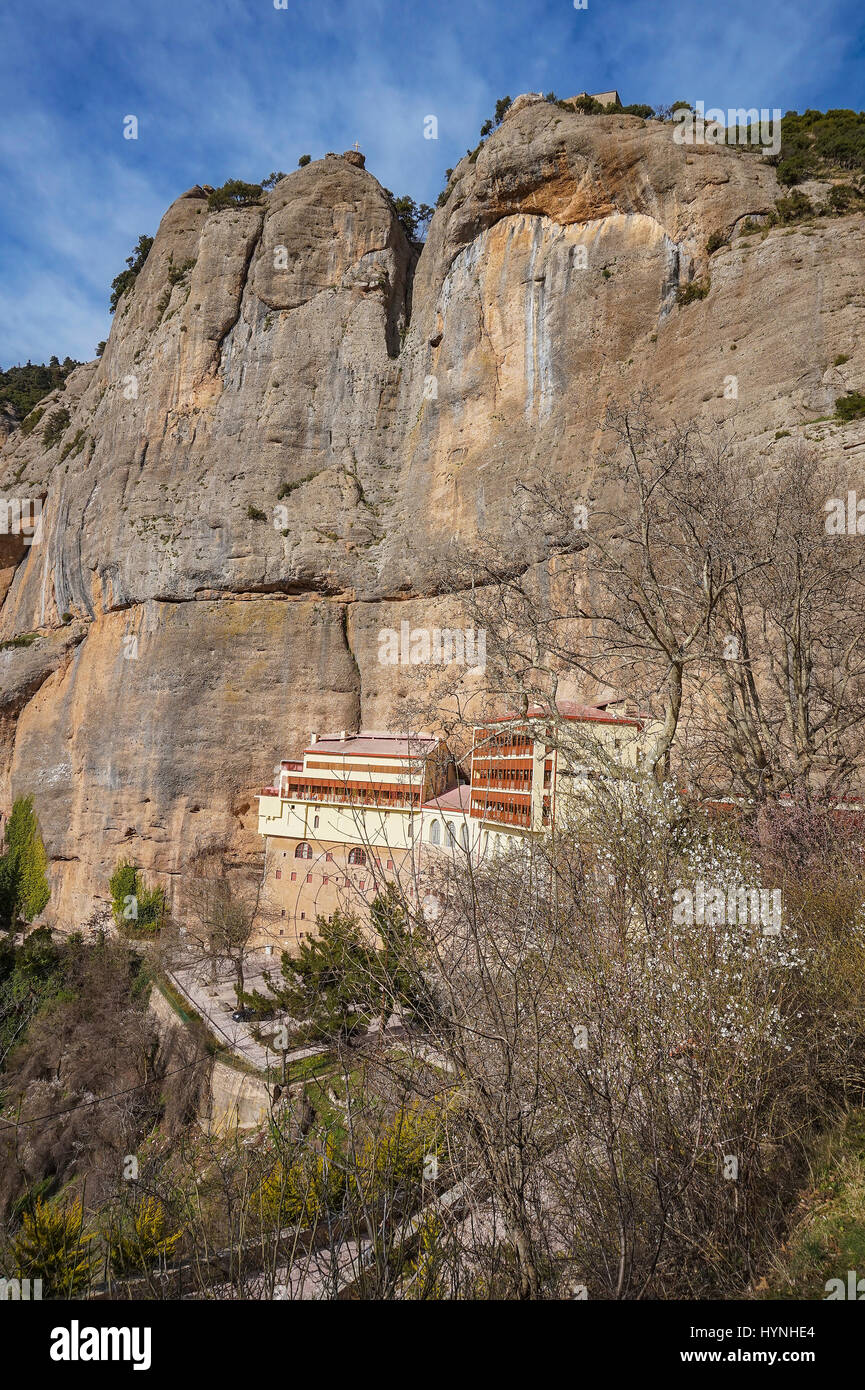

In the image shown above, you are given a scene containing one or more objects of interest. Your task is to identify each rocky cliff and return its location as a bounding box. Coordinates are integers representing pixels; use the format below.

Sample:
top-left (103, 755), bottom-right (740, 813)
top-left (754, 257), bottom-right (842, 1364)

top-left (2, 98), bottom-right (864, 924)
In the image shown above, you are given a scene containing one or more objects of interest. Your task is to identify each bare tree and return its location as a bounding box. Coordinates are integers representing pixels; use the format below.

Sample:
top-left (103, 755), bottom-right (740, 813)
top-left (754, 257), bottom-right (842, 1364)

top-left (177, 848), bottom-right (262, 1005)
top-left (698, 443), bottom-right (865, 800)
top-left (438, 399), bottom-right (865, 801)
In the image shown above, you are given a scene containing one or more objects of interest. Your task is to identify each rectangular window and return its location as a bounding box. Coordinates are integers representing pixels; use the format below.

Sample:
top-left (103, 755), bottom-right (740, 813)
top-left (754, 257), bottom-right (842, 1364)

top-left (323, 876), bottom-right (329, 885)
top-left (290, 872), bottom-right (297, 882)
top-left (360, 881), bottom-right (366, 891)
top-left (326, 852), bottom-right (333, 862)
top-left (275, 869), bottom-right (282, 880)
top-left (307, 873), bottom-right (313, 883)
top-left (386, 859), bottom-right (394, 869)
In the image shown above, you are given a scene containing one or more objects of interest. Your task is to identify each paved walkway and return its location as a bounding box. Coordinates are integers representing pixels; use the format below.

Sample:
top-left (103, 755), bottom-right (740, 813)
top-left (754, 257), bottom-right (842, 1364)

top-left (166, 950), bottom-right (417, 1075)
top-left (168, 950), bottom-right (325, 1072)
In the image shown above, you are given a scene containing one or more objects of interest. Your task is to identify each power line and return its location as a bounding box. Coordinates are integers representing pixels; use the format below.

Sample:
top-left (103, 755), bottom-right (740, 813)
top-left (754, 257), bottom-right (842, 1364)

top-left (0, 1052), bottom-right (214, 1132)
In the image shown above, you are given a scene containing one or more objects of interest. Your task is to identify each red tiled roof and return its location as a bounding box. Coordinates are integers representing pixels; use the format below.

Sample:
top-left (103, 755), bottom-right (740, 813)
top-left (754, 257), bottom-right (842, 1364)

top-left (483, 700), bottom-right (646, 728)
top-left (421, 784), bottom-right (472, 812)
top-left (304, 732), bottom-right (438, 758)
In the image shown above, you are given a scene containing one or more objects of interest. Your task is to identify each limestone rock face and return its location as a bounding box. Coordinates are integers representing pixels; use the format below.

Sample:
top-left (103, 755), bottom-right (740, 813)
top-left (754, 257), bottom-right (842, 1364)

top-left (2, 110), bottom-right (864, 925)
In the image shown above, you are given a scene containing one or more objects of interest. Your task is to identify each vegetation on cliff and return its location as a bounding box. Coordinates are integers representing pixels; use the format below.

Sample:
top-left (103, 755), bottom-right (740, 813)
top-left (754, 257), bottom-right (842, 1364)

top-left (109, 860), bottom-right (167, 937)
top-left (206, 178), bottom-right (264, 211)
top-left (0, 797), bottom-right (50, 933)
top-left (382, 190), bottom-right (434, 244)
top-left (0, 357), bottom-right (79, 426)
top-left (109, 233), bottom-right (154, 313)
top-left (775, 107), bottom-right (865, 185)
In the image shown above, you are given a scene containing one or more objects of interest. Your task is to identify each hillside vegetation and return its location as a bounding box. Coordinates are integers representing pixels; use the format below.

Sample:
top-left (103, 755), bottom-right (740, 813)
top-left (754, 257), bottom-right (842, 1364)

top-left (0, 357), bottom-right (79, 426)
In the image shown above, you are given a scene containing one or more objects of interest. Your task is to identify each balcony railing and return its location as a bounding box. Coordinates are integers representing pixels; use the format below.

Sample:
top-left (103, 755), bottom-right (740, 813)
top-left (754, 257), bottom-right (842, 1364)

top-left (470, 797), bottom-right (532, 828)
top-left (472, 774), bottom-right (533, 791)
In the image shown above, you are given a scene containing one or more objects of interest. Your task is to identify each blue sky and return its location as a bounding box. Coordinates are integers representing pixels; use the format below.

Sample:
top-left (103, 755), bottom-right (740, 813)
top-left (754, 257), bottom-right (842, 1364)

top-left (1, 0), bottom-right (863, 366)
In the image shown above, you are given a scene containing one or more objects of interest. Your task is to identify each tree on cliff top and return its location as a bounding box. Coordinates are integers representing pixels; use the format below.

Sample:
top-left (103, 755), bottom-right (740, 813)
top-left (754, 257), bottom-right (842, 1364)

top-left (206, 179), bottom-right (263, 211)
top-left (383, 191), bottom-right (434, 244)
top-left (109, 234), bottom-right (154, 313)
top-left (0, 359), bottom-right (80, 422)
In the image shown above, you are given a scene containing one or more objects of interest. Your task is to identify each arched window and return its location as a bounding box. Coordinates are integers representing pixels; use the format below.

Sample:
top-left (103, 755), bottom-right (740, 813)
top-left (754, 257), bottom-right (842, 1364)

top-left (313, 814), bottom-right (320, 829)
top-left (429, 821), bottom-right (441, 846)
top-left (460, 821), bottom-right (469, 850)
top-left (295, 842), bottom-right (313, 859)
top-left (348, 847), bottom-right (366, 866)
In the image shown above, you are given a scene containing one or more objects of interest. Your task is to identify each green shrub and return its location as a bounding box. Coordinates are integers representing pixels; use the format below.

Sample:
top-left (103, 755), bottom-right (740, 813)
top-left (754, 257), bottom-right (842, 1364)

top-left (109, 860), bottom-right (166, 936)
top-left (207, 179), bottom-right (263, 211)
top-left (835, 391), bottom-right (865, 422)
top-left (19, 407), bottom-right (44, 436)
top-left (9, 1197), bottom-right (98, 1297)
top-left (828, 183), bottom-right (862, 213)
top-left (774, 189), bottom-right (813, 223)
top-left (277, 471), bottom-right (318, 499)
top-left (59, 429), bottom-right (87, 463)
top-left (105, 1196), bottom-right (182, 1277)
top-left (706, 229), bottom-right (727, 255)
top-left (676, 277), bottom-right (711, 306)
top-left (41, 408), bottom-right (70, 448)
top-left (0, 796), bottom-right (51, 930)
top-left (255, 1137), bottom-right (345, 1227)
top-left (247, 504), bottom-right (267, 521)
top-left (297, 154), bottom-right (311, 167)
top-left (167, 256), bottom-right (195, 285)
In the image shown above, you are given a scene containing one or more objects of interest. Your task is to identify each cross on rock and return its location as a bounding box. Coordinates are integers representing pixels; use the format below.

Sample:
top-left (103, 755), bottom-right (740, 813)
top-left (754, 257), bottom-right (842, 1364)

top-left (354, 141), bottom-right (361, 152)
